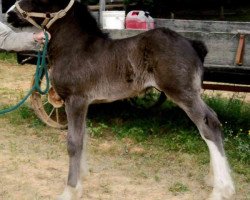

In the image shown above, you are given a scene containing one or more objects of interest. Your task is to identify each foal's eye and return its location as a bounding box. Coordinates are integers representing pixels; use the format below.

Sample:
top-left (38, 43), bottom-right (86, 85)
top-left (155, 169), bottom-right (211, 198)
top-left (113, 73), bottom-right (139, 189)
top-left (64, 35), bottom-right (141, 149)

top-left (40, 0), bottom-right (49, 4)
top-left (32, 0), bottom-right (41, 7)
top-left (31, 0), bottom-right (50, 11)
top-left (33, 0), bottom-right (49, 6)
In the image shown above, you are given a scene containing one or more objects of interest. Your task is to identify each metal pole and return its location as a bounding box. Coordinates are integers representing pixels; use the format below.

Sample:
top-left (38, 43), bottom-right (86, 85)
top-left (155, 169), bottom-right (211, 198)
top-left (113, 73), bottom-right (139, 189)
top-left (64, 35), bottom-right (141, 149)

top-left (0, 0), bottom-right (3, 21)
top-left (99, 0), bottom-right (106, 28)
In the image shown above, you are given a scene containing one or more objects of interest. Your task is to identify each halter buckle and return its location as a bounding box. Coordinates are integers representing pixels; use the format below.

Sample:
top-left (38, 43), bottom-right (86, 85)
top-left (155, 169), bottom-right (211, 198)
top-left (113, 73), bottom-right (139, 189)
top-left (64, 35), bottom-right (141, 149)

top-left (22, 12), bottom-right (28, 18)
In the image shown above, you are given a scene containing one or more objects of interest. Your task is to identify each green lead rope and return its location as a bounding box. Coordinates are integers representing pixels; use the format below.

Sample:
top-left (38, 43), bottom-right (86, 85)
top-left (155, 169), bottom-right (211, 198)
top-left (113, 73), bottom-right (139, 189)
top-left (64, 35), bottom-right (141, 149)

top-left (0, 31), bottom-right (50, 115)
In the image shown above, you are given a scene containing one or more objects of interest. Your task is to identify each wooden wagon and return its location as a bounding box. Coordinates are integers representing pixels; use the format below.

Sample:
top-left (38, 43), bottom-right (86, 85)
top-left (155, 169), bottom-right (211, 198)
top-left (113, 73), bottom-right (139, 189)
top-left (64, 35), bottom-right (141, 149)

top-left (18, 19), bottom-right (250, 128)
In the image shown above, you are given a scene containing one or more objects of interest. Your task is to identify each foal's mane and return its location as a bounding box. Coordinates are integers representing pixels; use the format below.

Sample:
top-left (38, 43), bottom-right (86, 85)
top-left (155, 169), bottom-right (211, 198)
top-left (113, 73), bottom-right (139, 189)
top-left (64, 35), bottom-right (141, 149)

top-left (72, 1), bottom-right (109, 39)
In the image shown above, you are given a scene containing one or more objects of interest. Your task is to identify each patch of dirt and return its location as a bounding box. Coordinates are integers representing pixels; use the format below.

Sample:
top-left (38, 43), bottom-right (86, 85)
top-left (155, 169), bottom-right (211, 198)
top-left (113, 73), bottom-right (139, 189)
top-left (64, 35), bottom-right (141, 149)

top-left (0, 120), bottom-right (210, 200)
top-left (0, 61), bottom-right (35, 105)
top-left (0, 61), bottom-right (34, 89)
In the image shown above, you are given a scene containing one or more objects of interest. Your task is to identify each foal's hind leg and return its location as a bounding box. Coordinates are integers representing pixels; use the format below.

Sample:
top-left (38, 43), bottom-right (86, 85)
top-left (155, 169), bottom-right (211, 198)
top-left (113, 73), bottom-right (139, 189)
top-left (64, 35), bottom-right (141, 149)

top-left (163, 91), bottom-right (235, 200)
top-left (58, 96), bottom-right (88, 200)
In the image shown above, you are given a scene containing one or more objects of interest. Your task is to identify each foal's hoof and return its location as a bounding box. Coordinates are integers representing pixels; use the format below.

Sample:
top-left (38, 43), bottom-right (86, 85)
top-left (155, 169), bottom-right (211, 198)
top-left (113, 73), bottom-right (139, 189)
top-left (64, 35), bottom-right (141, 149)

top-left (208, 184), bottom-right (236, 200)
top-left (57, 189), bottom-right (72, 200)
top-left (57, 184), bottom-right (83, 200)
top-left (57, 193), bottom-right (71, 200)
top-left (204, 174), bottom-right (214, 187)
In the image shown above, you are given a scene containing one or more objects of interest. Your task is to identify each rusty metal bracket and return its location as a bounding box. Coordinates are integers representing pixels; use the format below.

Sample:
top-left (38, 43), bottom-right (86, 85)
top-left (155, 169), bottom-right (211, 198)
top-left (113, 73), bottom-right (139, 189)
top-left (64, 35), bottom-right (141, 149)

top-left (203, 83), bottom-right (250, 92)
top-left (235, 34), bottom-right (245, 66)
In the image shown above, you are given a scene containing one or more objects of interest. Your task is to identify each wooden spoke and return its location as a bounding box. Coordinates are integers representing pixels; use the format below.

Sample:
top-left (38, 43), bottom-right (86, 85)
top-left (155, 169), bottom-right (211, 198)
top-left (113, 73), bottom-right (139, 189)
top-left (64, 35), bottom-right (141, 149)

top-left (43, 101), bottom-right (49, 106)
top-left (31, 75), bottom-right (67, 129)
top-left (48, 107), bottom-right (55, 118)
top-left (56, 108), bottom-right (60, 123)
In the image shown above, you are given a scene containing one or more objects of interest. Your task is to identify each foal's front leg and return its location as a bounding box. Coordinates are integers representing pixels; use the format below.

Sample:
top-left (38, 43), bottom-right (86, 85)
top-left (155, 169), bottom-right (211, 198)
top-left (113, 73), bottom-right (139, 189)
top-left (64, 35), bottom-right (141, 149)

top-left (58, 96), bottom-right (88, 200)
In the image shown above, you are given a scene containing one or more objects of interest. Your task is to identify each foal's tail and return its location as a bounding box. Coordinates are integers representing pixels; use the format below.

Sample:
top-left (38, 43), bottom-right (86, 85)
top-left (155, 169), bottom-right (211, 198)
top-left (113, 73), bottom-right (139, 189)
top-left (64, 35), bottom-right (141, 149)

top-left (190, 40), bottom-right (208, 63)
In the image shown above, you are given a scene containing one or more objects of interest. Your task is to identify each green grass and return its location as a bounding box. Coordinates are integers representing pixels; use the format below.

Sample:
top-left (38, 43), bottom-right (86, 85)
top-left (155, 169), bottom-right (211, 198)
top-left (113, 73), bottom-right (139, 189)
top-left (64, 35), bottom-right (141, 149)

top-left (0, 52), bottom-right (17, 64)
top-left (1, 104), bottom-right (45, 129)
top-left (2, 93), bottom-right (250, 180)
top-left (169, 182), bottom-right (189, 195)
top-left (205, 95), bottom-right (250, 132)
top-left (86, 97), bottom-right (250, 178)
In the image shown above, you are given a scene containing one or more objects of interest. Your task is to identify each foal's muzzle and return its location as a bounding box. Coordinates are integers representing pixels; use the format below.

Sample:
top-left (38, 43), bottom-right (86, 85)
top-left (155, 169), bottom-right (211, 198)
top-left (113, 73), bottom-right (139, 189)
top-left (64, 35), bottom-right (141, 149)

top-left (6, 6), bottom-right (30, 28)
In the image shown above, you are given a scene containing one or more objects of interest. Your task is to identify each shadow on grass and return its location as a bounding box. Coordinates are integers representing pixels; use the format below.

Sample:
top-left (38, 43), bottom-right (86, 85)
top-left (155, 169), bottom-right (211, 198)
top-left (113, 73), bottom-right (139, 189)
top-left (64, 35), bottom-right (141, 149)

top-left (1, 96), bottom-right (249, 170)
top-left (87, 98), bottom-right (250, 169)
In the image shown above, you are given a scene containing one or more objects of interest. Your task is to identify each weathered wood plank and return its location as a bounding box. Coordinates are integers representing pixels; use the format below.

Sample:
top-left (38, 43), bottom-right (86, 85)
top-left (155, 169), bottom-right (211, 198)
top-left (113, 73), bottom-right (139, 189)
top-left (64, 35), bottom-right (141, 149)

top-left (89, 4), bottom-right (124, 11)
top-left (107, 29), bottom-right (250, 69)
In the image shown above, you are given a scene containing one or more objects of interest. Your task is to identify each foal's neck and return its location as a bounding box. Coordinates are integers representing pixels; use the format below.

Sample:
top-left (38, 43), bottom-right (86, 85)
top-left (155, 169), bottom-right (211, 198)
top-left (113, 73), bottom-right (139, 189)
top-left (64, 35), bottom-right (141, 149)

top-left (49, 3), bottom-right (109, 50)
top-left (48, 9), bottom-right (109, 59)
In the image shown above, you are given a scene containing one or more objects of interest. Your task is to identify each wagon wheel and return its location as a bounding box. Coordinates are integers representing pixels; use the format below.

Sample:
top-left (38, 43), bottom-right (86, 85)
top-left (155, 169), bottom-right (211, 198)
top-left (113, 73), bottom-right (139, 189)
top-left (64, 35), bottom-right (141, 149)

top-left (129, 88), bottom-right (166, 109)
top-left (30, 75), bottom-right (68, 129)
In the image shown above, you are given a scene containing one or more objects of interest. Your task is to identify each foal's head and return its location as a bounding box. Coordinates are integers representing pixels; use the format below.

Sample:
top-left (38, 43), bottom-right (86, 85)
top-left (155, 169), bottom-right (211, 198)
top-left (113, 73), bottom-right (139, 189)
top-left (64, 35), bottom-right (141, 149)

top-left (7, 0), bottom-right (108, 39)
top-left (7, 0), bottom-right (72, 28)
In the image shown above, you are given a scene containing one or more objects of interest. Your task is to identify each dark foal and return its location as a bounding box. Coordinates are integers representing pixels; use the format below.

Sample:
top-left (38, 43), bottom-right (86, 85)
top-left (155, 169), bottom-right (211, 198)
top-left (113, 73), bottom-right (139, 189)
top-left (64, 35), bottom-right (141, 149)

top-left (7, 0), bottom-right (235, 199)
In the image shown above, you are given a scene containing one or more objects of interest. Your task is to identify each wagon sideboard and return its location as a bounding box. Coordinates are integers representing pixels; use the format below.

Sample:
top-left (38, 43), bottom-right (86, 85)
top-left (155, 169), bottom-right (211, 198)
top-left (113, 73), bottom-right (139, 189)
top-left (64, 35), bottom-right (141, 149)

top-left (6, 17), bottom-right (250, 88)
top-left (107, 19), bottom-right (250, 87)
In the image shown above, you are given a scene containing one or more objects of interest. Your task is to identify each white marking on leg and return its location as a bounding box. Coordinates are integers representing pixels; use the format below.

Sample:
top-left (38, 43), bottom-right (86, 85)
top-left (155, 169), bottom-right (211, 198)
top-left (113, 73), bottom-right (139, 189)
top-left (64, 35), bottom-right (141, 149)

top-left (206, 140), bottom-right (235, 200)
top-left (58, 186), bottom-right (72, 200)
top-left (58, 181), bottom-right (83, 200)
